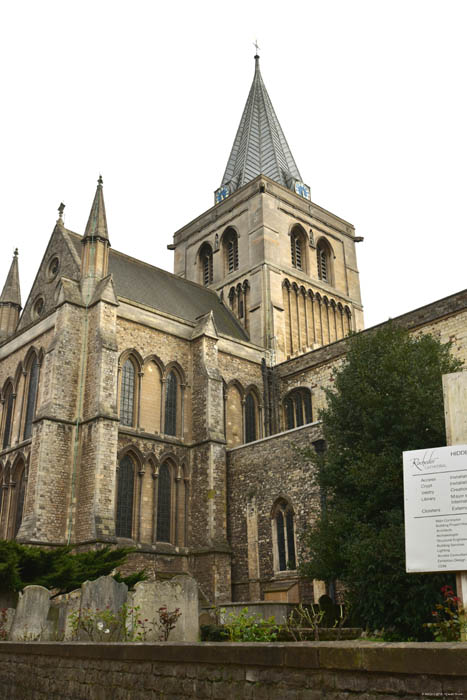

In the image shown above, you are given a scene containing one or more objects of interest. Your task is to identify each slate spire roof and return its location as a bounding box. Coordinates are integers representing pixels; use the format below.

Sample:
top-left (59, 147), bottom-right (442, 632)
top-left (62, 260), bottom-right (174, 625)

top-left (220, 55), bottom-right (302, 195)
top-left (83, 175), bottom-right (110, 242)
top-left (0, 249), bottom-right (21, 308)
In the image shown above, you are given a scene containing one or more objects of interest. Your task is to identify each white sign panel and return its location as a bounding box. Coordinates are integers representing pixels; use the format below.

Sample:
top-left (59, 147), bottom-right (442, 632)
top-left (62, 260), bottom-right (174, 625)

top-left (403, 445), bottom-right (467, 573)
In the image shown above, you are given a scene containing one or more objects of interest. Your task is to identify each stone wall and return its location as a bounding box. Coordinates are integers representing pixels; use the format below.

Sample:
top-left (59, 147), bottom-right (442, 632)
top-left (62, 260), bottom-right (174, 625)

top-left (0, 641), bottom-right (466, 699)
top-left (227, 423), bottom-right (322, 601)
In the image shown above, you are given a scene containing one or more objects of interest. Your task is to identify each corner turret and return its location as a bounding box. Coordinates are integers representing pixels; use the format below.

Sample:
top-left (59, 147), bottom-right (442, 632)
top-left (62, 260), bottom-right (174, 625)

top-left (0, 249), bottom-right (21, 342)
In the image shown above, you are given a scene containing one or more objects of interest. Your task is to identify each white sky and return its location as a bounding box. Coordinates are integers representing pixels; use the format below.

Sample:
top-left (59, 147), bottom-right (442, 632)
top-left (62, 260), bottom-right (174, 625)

top-left (1, 0), bottom-right (466, 330)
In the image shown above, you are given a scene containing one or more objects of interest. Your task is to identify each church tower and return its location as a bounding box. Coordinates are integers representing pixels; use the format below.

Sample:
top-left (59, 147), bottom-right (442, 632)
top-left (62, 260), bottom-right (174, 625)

top-left (171, 55), bottom-right (364, 363)
top-left (0, 249), bottom-right (21, 343)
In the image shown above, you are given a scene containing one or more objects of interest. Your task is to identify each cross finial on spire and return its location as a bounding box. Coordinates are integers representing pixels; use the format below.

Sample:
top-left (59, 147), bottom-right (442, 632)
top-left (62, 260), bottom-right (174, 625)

top-left (14, 248), bottom-right (18, 258)
top-left (98, 174), bottom-right (103, 186)
top-left (253, 39), bottom-right (260, 56)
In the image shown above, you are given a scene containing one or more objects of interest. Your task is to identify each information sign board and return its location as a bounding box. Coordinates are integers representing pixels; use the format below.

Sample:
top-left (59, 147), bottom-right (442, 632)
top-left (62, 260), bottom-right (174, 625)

top-left (403, 445), bottom-right (467, 572)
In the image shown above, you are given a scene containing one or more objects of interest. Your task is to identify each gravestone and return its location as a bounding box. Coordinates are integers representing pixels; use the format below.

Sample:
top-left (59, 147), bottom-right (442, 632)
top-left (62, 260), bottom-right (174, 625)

top-left (9, 585), bottom-right (50, 641)
top-left (129, 576), bottom-right (198, 642)
top-left (80, 575), bottom-right (128, 614)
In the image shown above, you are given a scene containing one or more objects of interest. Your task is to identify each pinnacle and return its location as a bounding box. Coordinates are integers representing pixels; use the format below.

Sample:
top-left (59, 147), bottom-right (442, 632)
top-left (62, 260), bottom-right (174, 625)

top-left (0, 249), bottom-right (21, 307)
top-left (83, 176), bottom-right (109, 241)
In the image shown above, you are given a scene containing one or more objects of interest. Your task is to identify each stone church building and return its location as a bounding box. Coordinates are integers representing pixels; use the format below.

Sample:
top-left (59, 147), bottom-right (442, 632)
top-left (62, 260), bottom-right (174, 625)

top-left (1, 56), bottom-right (467, 605)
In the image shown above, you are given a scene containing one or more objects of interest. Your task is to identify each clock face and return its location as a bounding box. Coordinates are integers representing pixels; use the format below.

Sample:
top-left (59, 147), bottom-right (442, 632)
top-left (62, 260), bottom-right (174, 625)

top-left (215, 186), bottom-right (229, 204)
top-left (294, 181), bottom-right (311, 201)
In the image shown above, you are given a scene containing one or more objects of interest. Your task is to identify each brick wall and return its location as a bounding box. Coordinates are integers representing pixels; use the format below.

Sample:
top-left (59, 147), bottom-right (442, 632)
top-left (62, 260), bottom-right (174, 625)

top-left (0, 641), bottom-right (465, 699)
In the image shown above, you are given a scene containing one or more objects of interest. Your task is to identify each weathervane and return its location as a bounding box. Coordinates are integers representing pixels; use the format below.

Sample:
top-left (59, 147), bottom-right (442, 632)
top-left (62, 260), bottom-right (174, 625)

top-left (253, 39), bottom-right (260, 56)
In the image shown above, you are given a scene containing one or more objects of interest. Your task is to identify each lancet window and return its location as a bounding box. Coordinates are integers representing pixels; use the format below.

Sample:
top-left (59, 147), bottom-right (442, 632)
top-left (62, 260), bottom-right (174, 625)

top-left (156, 461), bottom-right (172, 542)
top-left (164, 371), bottom-right (178, 436)
top-left (120, 359), bottom-right (136, 427)
top-left (273, 499), bottom-right (297, 572)
top-left (24, 358), bottom-right (39, 440)
top-left (116, 455), bottom-right (135, 538)
top-left (199, 243), bottom-right (213, 286)
top-left (245, 392), bottom-right (257, 443)
top-left (2, 385), bottom-right (14, 450)
top-left (317, 239), bottom-right (332, 284)
top-left (223, 228), bottom-right (239, 273)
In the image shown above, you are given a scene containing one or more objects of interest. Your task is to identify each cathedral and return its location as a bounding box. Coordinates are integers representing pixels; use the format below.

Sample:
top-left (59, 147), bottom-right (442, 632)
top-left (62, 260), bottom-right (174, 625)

top-left (1, 56), bottom-right (467, 605)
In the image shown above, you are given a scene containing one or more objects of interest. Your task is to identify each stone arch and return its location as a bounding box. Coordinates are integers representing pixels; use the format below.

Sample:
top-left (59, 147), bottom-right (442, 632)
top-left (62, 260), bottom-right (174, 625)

top-left (221, 226), bottom-right (239, 274)
top-left (141, 355), bottom-right (164, 435)
top-left (271, 496), bottom-right (297, 572)
top-left (289, 223), bottom-right (308, 272)
top-left (197, 242), bottom-right (214, 286)
top-left (316, 236), bottom-right (334, 285)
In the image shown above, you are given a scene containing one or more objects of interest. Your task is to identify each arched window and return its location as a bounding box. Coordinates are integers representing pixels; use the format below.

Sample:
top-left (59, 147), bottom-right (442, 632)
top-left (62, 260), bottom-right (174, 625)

top-left (223, 228), bottom-right (239, 273)
top-left (157, 461), bottom-right (172, 542)
top-left (164, 371), bottom-right (178, 436)
top-left (317, 239), bottom-right (332, 284)
top-left (199, 243), bottom-right (213, 286)
top-left (14, 464), bottom-right (26, 538)
top-left (273, 499), bottom-right (296, 571)
top-left (24, 358), bottom-right (39, 440)
top-left (290, 227), bottom-right (306, 270)
top-left (116, 455), bottom-right (135, 538)
top-left (245, 392), bottom-right (257, 443)
top-left (2, 385), bottom-right (14, 450)
top-left (120, 359), bottom-right (136, 427)
top-left (284, 388), bottom-right (312, 430)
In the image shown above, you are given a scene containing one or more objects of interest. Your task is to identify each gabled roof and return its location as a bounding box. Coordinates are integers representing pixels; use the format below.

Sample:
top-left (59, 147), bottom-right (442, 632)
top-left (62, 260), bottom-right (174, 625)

top-left (0, 250), bottom-right (21, 308)
top-left (68, 233), bottom-right (248, 342)
top-left (220, 56), bottom-right (302, 195)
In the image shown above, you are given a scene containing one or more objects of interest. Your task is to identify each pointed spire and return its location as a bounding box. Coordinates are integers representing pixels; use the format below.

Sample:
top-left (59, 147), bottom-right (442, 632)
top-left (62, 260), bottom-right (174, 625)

top-left (219, 55), bottom-right (303, 197)
top-left (0, 249), bottom-right (21, 307)
top-left (83, 175), bottom-right (109, 241)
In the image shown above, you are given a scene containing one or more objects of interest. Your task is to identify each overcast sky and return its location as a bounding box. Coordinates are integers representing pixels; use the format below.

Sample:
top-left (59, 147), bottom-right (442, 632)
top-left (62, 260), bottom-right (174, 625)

top-left (1, 0), bottom-right (466, 330)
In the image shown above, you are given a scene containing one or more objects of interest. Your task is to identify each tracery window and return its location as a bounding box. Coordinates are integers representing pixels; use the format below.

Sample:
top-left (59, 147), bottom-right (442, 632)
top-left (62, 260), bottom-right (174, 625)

top-left (223, 228), bottom-right (239, 273)
top-left (317, 239), bottom-right (332, 284)
top-left (116, 455), bottom-right (135, 538)
top-left (273, 499), bottom-right (296, 571)
top-left (120, 359), bottom-right (136, 427)
top-left (199, 243), bottom-right (213, 286)
top-left (24, 358), bottom-right (39, 440)
top-left (164, 371), bottom-right (177, 436)
top-left (157, 461), bottom-right (172, 542)
top-left (2, 385), bottom-right (14, 450)
top-left (284, 388), bottom-right (312, 430)
top-left (245, 392), bottom-right (257, 443)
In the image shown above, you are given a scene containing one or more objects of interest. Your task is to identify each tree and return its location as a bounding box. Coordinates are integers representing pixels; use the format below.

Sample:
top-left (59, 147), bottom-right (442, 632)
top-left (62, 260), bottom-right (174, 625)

top-left (301, 323), bottom-right (462, 639)
top-left (0, 542), bottom-right (146, 596)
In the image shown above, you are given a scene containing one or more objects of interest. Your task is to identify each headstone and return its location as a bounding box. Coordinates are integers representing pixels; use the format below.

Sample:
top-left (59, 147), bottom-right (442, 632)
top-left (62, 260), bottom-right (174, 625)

top-left (10, 585), bottom-right (50, 641)
top-left (80, 575), bottom-right (128, 614)
top-left (129, 576), bottom-right (199, 642)
top-left (48, 588), bottom-right (82, 640)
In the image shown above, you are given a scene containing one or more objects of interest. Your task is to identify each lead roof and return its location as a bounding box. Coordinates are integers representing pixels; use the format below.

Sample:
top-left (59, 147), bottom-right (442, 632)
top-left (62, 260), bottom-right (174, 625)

top-left (68, 233), bottom-right (248, 342)
top-left (221, 56), bottom-right (302, 194)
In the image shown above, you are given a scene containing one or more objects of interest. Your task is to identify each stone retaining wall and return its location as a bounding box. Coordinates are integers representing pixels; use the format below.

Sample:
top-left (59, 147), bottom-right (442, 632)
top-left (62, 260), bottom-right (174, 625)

top-left (0, 641), bottom-right (466, 699)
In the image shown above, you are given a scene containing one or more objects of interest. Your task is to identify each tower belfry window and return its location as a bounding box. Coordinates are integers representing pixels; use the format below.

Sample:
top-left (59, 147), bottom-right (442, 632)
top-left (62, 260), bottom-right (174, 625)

top-left (291, 233), bottom-right (302, 269)
top-left (223, 228), bottom-right (239, 273)
top-left (199, 244), bottom-right (213, 286)
top-left (317, 240), bottom-right (332, 284)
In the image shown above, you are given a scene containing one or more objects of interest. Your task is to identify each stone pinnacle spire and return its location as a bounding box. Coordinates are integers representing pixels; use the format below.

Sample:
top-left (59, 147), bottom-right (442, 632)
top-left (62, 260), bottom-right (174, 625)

top-left (0, 249), bottom-right (21, 342)
top-left (217, 55), bottom-right (305, 200)
top-left (83, 175), bottom-right (109, 242)
top-left (0, 249), bottom-right (21, 307)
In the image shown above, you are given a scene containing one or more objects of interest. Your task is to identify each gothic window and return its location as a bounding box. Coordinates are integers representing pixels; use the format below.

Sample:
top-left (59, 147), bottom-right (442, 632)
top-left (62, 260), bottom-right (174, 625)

top-left (284, 388), bottom-right (312, 430)
top-left (273, 499), bottom-right (296, 571)
top-left (2, 385), bottom-right (14, 450)
top-left (116, 455), bottom-right (135, 538)
top-left (164, 371), bottom-right (178, 436)
top-left (24, 358), bottom-right (39, 440)
top-left (245, 392), bottom-right (257, 443)
top-left (199, 243), bottom-right (213, 286)
top-left (14, 465), bottom-right (26, 538)
top-left (120, 359), bottom-right (136, 427)
top-left (290, 227), bottom-right (306, 270)
top-left (317, 239), bottom-right (332, 284)
top-left (157, 461), bottom-right (172, 542)
top-left (223, 228), bottom-right (239, 273)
